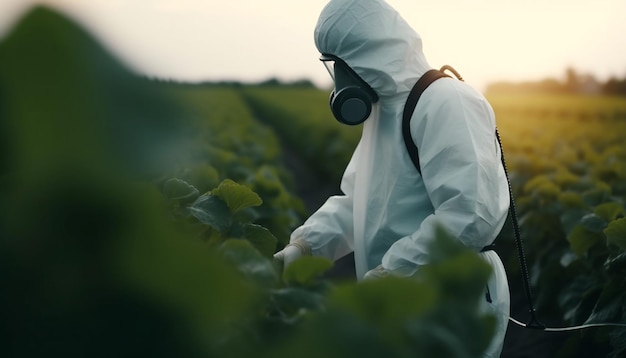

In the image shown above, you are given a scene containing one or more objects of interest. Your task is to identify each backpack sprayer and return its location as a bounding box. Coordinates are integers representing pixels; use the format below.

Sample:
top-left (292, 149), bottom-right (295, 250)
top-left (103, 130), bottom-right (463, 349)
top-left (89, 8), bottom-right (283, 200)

top-left (498, 129), bottom-right (626, 332)
top-left (407, 66), bottom-right (626, 333)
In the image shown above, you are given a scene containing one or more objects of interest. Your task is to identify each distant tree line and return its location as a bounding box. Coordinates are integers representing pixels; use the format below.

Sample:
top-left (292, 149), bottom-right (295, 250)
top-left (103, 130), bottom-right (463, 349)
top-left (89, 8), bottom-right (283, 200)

top-left (148, 68), bottom-right (626, 96)
top-left (146, 76), bottom-right (317, 89)
top-left (485, 68), bottom-right (626, 96)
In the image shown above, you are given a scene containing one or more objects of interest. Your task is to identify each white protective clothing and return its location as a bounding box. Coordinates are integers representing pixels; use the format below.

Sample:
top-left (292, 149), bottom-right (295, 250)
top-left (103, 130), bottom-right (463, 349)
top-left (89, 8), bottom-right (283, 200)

top-left (273, 239), bottom-right (311, 267)
top-left (290, 0), bottom-right (511, 356)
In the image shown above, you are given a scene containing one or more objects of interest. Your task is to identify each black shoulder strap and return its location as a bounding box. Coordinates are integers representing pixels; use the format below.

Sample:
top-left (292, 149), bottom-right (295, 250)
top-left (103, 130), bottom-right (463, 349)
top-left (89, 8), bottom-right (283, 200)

top-left (402, 68), bottom-right (543, 328)
top-left (402, 69), bottom-right (450, 174)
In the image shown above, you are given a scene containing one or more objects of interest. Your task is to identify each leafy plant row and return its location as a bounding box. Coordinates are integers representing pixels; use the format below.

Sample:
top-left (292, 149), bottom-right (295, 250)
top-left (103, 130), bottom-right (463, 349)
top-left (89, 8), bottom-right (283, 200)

top-left (1, 6), bottom-right (510, 358)
top-left (243, 86), bottom-right (626, 356)
top-left (490, 94), bottom-right (626, 357)
top-left (164, 85), bottom-right (307, 247)
top-left (159, 175), bottom-right (498, 358)
top-left (5, 6), bottom-right (625, 357)
top-left (242, 87), bottom-right (362, 182)
top-left (154, 84), bottom-right (507, 356)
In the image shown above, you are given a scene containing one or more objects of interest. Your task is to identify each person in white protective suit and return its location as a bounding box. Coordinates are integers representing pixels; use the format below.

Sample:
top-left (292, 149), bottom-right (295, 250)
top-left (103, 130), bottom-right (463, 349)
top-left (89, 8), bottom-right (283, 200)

top-left (274, 0), bottom-right (511, 356)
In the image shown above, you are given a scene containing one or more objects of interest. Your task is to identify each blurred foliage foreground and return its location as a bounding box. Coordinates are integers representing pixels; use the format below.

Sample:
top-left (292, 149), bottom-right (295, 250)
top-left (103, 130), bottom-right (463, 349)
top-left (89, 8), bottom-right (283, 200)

top-left (0, 6), bottom-right (498, 358)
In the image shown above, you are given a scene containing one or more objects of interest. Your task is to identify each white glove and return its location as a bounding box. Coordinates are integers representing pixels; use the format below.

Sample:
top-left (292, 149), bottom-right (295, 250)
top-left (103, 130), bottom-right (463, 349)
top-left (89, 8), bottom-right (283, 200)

top-left (273, 239), bottom-right (311, 269)
top-left (363, 265), bottom-right (390, 280)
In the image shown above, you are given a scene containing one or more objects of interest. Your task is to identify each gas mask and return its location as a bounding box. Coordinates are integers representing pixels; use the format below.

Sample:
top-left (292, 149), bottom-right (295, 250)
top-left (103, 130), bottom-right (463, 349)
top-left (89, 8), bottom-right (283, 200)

top-left (320, 54), bottom-right (379, 125)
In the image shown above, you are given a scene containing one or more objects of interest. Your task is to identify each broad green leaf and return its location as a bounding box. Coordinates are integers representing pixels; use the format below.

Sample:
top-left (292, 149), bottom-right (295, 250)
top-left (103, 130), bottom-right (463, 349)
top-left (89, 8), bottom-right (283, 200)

top-left (211, 179), bottom-right (262, 213)
top-left (187, 165), bottom-right (219, 193)
top-left (188, 194), bottom-right (231, 233)
top-left (559, 275), bottom-right (597, 321)
top-left (418, 251), bottom-right (492, 305)
top-left (567, 224), bottom-right (602, 256)
top-left (582, 181), bottom-right (612, 206)
top-left (580, 213), bottom-right (608, 233)
top-left (275, 308), bottom-right (390, 358)
top-left (243, 223), bottom-right (278, 257)
top-left (283, 256), bottom-right (333, 286)
top-left (573, 285), bottom-right (603, 324)
top-left (426, 225), bottom-right (473, 263)
top-left (558, 191), bottom-right (586, 209)
top-left (234, 206), bottom-right (262, 225)
top-left (220, 239), bottom-right (278, 287)
top-left (163, 178), bottom-right (199, 201)
top-left (595, 202), bottom-right (625, 222)
top-left (524, 175), bottom-right (560, 199)
top-left (331, 277), bottom-right (437, 321)
top-left (270, 287), bottom-right (326, 313)
top-left (604, 218), bottom-right (626, 250)
top-left (560, 208), bottom-right (589, 235)
top-left (584, 281), bottom-right (624, 324)
top-left (417, 227), bottom-right (492, 303)
top-left (553, 169), bottom-right (580, 188)
top-left (523, 175), bottom-right (552, 194)
top-left (604, 252), bottom-right (626, 273)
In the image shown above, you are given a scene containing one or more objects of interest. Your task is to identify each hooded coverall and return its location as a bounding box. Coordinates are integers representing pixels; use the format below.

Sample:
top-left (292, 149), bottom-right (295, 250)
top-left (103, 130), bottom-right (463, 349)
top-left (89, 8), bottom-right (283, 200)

top-left (287, 0), bottom-right (511, 356)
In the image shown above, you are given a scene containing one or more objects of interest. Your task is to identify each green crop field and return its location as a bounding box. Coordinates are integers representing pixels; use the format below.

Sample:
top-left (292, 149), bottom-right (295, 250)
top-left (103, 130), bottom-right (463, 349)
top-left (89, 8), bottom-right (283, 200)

top-left (241, 87), bottom-right (626, 357)
top-left (2, 6), bottom-right (625, 358)
top-left (242, 87), bottom-right (362, 181)
top-left (490, 94), bottom-right (626, 356)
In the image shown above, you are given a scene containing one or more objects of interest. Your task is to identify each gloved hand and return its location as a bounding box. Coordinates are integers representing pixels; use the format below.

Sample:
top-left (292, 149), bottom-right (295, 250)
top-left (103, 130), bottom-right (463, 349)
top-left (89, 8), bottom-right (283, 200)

top-left (273, 238), bottom-right (311, 269)
top-left (363, 264), bottom-right (390, 280)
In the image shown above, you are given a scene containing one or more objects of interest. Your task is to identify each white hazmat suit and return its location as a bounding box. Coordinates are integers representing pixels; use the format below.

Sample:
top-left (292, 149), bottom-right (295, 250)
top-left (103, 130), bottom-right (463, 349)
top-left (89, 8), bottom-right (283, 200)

top-left (279, 0), bottom-right (511, 356)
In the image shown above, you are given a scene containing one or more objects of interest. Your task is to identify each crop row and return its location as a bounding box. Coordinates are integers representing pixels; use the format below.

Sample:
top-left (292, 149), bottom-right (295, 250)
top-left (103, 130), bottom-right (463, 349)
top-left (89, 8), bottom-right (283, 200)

top-left (242, 87), bottom-right (362, 183)
top-left (1, 8), bottom-right (513, 357)
top-left (244, 87), bottom-right (626, 356)
top-left (490, 94), bottom-right (626, 356)
top-left (163, 85), bottom-right (308, 246)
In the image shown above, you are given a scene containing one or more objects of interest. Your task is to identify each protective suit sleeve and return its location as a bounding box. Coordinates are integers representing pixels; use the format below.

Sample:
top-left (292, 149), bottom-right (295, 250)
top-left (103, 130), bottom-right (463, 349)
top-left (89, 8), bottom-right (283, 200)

top-left (382, 80), bottom-right (509, 275)
top-left (288, 144), bottom-right (359, 261)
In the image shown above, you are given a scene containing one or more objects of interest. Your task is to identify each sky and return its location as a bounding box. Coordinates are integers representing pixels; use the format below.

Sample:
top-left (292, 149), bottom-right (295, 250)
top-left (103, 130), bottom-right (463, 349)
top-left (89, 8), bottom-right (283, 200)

top-left (1, 0), bottom-right (625, 92)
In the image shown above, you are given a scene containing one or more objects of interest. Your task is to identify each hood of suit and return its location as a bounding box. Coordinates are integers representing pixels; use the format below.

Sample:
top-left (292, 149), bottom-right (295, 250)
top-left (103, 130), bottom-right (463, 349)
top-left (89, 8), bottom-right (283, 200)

top-left (314, 0), bottom-right (431, 98)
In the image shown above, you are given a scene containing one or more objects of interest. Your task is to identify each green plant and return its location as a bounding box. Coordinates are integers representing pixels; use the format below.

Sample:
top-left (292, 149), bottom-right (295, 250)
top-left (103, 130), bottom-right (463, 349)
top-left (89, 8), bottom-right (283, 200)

top-left (491, 93), bottom-right (626, 356)
top-left (163, 177), bottom-right (278, 257)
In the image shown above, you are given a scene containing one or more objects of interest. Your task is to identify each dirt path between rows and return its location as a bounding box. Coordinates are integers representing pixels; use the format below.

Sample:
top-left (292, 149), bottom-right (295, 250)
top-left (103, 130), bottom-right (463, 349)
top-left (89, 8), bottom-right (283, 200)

top-left (279, 140), bottom-right (340, 214)
top-left (276, 134), bottom-right (359, 280)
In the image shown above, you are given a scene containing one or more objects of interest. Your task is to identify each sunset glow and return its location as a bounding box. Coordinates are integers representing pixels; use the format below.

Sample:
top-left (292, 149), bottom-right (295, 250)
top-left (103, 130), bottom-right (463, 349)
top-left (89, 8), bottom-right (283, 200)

top-left (1, 0), bottom-right (625, 91)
